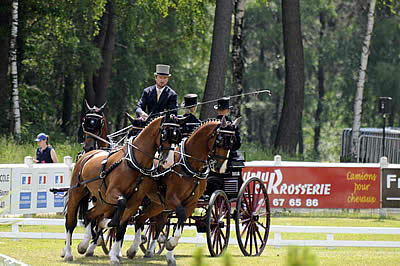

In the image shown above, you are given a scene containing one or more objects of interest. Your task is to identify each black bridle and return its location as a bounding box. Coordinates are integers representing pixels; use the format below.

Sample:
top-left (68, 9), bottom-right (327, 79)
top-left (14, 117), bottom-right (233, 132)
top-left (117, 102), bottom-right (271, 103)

top-left (208, 125), bottom-right (237, 170)
top-left (82, 112), bottom-right (106, 151)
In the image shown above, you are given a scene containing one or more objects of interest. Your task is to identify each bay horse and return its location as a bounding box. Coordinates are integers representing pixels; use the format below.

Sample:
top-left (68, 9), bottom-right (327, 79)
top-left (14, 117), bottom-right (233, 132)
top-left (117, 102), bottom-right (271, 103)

top-left (81, 101), bottom-right (109, 153)
top-left (122, 117), bottom-right (240, 265)
top-left (61, 114), bottom-right (181, 264)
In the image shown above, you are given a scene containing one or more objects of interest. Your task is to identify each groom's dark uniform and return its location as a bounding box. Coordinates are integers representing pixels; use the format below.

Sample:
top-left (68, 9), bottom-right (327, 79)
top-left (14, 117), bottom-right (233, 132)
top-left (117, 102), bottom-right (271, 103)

top-left (135, 85), bottom-right (178, 117)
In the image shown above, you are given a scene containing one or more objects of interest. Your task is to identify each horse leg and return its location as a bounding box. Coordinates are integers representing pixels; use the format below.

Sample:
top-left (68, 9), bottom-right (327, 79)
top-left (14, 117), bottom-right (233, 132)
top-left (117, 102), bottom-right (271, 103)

top-left (126, 202), bottom-right (164, 258)
top-left (109, 221), bottom-right (128, 265)
top-left (145, 212), bottom-right (170, 258)
top-left (86, 223), bottom-right (104, 256)
top-left (62, 187), bottom-right (88, 261)
top-left (107, 195), bottom-right (127, 228)
top-left (77, 221), bottom-right (94, 254)
top-left (165, 201), bottom-right (198, 266)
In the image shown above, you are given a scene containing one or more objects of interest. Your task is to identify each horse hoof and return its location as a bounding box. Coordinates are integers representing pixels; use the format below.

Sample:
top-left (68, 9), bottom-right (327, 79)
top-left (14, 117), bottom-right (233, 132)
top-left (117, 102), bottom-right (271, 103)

top-left (110, 260), bottom-right (120, 266)
top-left (167, 259), bottom-right (176, 266)
top-left (144, 250), bottom-right (154, 258)
top-left (85, 251), bottom-right (94, 257)
top-left (60, 250), bottom-right (65, 258)
top-left (165, 241), bottom-right (174, 251)
top-left (126, 249), bottom-right (137, 259)
top-left (64, 255), bottom-right (73, 261)
top-left (77, 244), bottom-right (87, 254)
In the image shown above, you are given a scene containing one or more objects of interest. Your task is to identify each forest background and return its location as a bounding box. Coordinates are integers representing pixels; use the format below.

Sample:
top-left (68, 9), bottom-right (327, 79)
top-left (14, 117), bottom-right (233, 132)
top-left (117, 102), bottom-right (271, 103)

top-left (0, 0), bottom-right (399, 163)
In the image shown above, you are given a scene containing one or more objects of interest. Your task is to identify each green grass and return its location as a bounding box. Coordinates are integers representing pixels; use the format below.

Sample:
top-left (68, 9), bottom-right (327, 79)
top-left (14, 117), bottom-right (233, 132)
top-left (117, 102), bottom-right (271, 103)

top-left (0, 239), bottom-right (399, 266)
top-left (1, 216), bottom-right (400, 265)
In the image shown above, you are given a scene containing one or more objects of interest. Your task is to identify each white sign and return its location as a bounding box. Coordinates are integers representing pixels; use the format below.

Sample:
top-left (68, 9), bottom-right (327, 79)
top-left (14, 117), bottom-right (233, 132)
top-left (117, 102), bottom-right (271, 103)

top-left (0, 168), bottom-right (11, 214)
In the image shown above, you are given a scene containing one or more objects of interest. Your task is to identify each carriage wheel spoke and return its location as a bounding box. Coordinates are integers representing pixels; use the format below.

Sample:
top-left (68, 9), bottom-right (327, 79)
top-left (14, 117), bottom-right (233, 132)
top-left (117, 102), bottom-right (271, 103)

top-left (253, 223), bottom-right (259, 255)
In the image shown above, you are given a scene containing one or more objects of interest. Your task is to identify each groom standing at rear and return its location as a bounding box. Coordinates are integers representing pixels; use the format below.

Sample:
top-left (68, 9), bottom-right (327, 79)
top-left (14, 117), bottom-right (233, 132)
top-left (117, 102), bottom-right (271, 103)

top-left (135, 64), bottom-right (178, 119)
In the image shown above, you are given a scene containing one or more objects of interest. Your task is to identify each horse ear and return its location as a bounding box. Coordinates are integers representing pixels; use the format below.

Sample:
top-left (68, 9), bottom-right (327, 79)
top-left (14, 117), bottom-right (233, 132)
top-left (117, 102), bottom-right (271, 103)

top-left (99, 102), bottom-right (107, 112)
top-left (232, 117), bottom-right (241, 127)
top-left (85, 99), bottom-right (91, 111)
top-left (221, 116), bottom-right (227, 128)
top-left (126, 112), bottom-right (135, 124)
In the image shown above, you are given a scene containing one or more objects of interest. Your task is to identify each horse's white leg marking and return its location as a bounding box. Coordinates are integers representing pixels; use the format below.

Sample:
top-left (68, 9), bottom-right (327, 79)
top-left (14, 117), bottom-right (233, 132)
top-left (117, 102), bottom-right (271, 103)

top-left (78, 223), bottom-right (91, 254)
top-left (166, 227), bottom-right (182, 251)
top-left (62, 231), bottom-right (73, 261)
top-left (85, 242), bottom-right (97, 257)
top-left (166, 250), bottom-right (176, 266)
top-left (109, 240), bottom-right (122, 265)
top-left (126, 228), bottom-right (141, 259)
top-left (158, 232), bottom-right (167, 243)
top-left (144, 239), bottom-right (157, 258)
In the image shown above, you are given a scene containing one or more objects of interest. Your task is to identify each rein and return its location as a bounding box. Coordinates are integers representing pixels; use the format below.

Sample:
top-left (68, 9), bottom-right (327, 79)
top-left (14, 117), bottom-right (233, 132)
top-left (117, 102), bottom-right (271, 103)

top-left (83, 129), bottom-right (112, 146)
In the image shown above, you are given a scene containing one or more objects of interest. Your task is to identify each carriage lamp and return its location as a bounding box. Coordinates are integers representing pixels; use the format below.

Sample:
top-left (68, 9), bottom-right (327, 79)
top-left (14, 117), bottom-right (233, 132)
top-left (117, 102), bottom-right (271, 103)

top-left (378, 97), bottom-right (392, 158)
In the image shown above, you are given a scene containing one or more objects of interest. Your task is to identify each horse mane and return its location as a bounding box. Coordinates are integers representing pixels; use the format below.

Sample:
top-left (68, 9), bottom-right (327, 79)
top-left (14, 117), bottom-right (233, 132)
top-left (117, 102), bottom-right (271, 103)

top-left (187, 118), bottom-right (220, 139)
top-left (134, 116), bottom-right (163, 139)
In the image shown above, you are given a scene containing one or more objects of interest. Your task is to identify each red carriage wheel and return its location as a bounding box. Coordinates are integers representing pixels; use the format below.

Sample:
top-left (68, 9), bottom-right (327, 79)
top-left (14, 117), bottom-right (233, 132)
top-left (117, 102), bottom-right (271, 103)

top-left (100, 228), bottom-right (116, 255)
top-left (235, 177), bottom-right (270, 256)
top-left (140, 217), bottom-right (171, 255)
top-left (206, 190), bottom-right (231, 257)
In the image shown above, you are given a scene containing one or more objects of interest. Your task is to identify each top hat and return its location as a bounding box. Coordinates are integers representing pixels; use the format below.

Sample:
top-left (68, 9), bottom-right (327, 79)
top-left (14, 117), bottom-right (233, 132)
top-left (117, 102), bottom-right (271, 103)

top-left (181, 94), bottom-right (198, 108)
top-left (214, 97), bottom-right (232, 110)
top-left (35, 133), bottom-right (48, 142)
top-left (154, 64), bottom-right (171, 76)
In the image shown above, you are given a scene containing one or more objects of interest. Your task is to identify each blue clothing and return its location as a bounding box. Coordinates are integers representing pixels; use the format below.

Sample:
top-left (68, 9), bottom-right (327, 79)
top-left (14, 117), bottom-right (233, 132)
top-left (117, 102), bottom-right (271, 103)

top-left (36, 146), bottom-right (54, 163)
top-left (135, 85), bottom-right (178, 117)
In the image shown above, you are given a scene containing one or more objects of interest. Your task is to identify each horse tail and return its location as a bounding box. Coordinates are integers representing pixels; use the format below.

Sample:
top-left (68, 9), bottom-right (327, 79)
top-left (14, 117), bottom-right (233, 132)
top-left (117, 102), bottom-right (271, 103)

top-left (78, 193), bottom-right (90, 222)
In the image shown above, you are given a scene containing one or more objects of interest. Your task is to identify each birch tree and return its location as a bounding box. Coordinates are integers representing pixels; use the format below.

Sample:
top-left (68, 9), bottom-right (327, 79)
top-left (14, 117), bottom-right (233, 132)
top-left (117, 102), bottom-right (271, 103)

top-left (10, 0), bottom-right (21, 136)
top-left (351, 0), bottom-right (376, 160)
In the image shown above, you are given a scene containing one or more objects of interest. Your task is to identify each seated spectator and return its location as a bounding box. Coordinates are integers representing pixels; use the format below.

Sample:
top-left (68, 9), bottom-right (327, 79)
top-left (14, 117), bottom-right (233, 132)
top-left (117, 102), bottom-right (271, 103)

top-left (34, 133), bottom-right (58, 163)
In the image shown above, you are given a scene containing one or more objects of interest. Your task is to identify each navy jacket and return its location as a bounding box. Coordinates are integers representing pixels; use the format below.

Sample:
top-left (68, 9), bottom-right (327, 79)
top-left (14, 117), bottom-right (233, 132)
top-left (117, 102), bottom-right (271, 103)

top-left (180, 113), bottom-right (201, 137)
top-left (135, 85), bottom-right (178, 117)
top-left (36, 146), bottom-right (54, 163)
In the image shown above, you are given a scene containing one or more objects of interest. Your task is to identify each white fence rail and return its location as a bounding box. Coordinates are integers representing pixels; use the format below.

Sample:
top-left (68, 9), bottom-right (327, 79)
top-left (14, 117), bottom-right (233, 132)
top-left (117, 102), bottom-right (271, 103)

top-left (1, 218), bottom-right (399, 248)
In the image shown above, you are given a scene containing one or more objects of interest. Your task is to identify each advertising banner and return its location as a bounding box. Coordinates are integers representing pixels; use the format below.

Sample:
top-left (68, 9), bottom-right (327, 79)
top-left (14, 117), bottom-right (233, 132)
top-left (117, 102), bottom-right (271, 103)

top-left (381, 168), bottom-right (400, 208)
top-left (242, 164), bottom-right (380, 209)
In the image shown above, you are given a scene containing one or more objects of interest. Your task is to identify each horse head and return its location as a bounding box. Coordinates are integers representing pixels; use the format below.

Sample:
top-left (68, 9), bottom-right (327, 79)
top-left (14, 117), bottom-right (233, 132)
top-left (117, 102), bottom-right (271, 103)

top-left (82, 101), bottom-right (108, 152)
top-left (208, 116), bottom-right (240, 173)
top-left (158, 113), bottom-right (182, 168)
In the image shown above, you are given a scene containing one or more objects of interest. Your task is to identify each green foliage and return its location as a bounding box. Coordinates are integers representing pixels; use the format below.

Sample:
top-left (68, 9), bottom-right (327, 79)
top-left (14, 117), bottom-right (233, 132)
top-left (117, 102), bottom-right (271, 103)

top-left (191, 246), bottom-right (207, 266)
top-left (286, 246), bottom-right (318, 266)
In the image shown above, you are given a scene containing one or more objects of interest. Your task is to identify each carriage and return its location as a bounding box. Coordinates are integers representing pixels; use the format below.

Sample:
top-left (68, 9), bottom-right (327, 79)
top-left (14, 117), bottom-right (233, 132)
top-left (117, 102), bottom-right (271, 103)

top-left (53, 103), bottom-right (270, 264)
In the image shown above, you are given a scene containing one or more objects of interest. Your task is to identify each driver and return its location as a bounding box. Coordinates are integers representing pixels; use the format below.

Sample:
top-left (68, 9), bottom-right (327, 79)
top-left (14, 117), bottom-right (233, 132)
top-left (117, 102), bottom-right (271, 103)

top-left (135, 64), bottom-right (178, 120)
top-left (180, 94), bottom-right (201, 137)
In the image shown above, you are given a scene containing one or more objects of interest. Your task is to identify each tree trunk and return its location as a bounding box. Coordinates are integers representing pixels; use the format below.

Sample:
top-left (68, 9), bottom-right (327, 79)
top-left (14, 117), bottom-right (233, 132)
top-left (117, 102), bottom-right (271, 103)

top-left (10, 0), bottom-right (21, 136)
top-left (84, 0), bottom-right (115, 107)
top-left (351, 0), bottom-right (376, 160)
top-left (200, 0), bottom-right (233, 120)
top-left (0, 0), bottom-right (11, 134)
top-left (61, 74), bottom-right (73, 135)
top-left (231, 0), bottom-right (246, 118)
top-left (274, 0), bottom-right (305, 154)
top-left (314, 11), bottom-right (327, 160)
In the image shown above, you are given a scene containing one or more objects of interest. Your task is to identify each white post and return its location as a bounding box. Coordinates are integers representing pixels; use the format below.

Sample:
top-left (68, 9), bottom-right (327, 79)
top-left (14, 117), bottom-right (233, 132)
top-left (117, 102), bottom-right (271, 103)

top-left (24, 156), bottom-right (33, 168)
top-left (63, 156), bottom-right (72, 168)
top-left (274, 155), bottom-right (282, 166)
